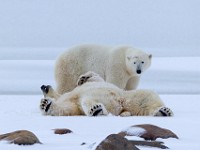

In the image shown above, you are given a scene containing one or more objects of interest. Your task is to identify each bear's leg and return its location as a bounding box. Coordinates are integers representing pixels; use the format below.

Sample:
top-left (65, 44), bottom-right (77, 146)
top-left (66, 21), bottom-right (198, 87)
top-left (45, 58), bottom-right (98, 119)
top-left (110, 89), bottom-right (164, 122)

top-left (153, 107), bottom-right (174, 117)
top-left (41, 85), bottom-right (60, 100)
top-left (106, 74), bottom-right (127, 90)
top-left (125, 76), bottom-right (140, 90)
top-left (119, 111), bottom-right (131, 117)
top-left (40, 98), bottom-right (81, 116)
top-left (55, 70), bottom-right (78, 94)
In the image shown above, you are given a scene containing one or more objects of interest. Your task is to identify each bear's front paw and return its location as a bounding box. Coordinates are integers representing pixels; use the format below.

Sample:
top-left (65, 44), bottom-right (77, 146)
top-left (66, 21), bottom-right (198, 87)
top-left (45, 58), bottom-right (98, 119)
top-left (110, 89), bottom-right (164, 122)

top-left (154, 107), bottom-right (174, 117)
top-left (40, 98), bottom-right (52, 113)
top-left (89, 104), bottom-right (104, 116)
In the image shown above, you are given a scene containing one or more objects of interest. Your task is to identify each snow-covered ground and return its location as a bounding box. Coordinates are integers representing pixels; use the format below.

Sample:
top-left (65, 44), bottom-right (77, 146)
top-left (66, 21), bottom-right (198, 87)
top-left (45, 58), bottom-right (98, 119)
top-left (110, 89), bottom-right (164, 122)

top-left (0, 94), bottom-right (200, 150)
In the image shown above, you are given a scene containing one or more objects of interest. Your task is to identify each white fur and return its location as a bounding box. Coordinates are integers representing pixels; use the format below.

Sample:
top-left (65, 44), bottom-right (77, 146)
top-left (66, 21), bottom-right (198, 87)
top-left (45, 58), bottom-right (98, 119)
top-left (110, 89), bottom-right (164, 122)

top-left (54, 44), bottom-right (152, 94)
top-left (40, 72), bottom-right (173, 117)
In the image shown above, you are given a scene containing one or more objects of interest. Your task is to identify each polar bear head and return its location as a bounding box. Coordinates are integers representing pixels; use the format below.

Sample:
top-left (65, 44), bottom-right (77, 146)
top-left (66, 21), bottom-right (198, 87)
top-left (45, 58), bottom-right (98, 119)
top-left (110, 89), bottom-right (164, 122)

top-left (126, 49), bottom-right (152, 76)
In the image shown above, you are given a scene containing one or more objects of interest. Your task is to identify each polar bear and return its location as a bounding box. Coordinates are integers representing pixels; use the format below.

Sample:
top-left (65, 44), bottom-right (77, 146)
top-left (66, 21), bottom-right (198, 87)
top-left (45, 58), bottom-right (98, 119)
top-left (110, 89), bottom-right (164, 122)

top-left (40, 71), bottom-right (173, 117)
top-left (55, 44), bottom-right (152, 94)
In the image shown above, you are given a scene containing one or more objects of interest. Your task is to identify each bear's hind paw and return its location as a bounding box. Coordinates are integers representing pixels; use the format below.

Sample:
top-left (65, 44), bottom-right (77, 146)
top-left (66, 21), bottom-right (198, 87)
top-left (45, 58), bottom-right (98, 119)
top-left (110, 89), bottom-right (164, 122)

top-left (89, 104), bottom-right (108, 116)
top-left (154, 107), bottom-right (174, 117)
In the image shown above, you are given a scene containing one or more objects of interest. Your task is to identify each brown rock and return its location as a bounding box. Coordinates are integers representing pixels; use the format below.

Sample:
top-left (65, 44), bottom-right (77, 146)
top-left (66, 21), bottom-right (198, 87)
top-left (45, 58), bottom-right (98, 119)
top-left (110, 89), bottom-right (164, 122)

top-left (118, 124), bottom-right (179, 141)
top-left (130, 140), bottom-right (169, 149)
top-left (53, 128), bottom-right (73, 135)
top-left (0, 130), bottom-right (42, 145)
top-left (95, 134), bottom-right (169, 150)
top-left (95, 134), bottom-right (139, 150)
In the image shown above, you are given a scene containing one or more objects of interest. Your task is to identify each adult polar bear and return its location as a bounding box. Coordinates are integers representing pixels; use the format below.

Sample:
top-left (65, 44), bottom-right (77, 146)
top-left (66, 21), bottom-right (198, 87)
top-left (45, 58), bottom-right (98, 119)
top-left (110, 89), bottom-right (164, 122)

top-left (55, 44), bottom-right (152, 94)
top-left (40, 71), bottom-right (173, 117)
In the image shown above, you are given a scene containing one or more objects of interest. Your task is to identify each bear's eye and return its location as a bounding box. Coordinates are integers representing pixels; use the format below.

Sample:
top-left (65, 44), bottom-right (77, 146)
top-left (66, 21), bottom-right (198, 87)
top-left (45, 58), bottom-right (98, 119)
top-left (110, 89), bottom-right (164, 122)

top-left (134, 62), bottom-right (136, 64)
top-left (141, 61), bottom-right (144, 64)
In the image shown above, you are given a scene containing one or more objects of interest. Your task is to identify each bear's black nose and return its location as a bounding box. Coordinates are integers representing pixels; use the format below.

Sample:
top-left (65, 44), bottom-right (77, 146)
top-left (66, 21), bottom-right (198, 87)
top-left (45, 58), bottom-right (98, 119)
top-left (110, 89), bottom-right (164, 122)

top-left (136, 70), bottom-right (141, 74)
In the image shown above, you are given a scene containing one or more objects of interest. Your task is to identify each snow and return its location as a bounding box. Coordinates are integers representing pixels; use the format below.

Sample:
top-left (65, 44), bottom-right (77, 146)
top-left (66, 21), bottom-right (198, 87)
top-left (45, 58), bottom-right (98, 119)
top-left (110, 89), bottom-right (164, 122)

top-left (139, 57), bottom-right (200, 94)
top-left (0, 95), bottom-right (200, 149)
top-left (1, 0), bottom-right (200, 149)
top-left (121, 126), bottom-right (146, 137)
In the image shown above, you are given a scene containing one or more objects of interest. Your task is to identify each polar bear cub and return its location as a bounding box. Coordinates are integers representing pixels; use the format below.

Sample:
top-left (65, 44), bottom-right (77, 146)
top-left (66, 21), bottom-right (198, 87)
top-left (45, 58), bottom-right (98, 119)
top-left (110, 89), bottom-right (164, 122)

top-left (40, 71), bottom-right (173, 117)
top-left (55, 44), bottom-right (152, 94)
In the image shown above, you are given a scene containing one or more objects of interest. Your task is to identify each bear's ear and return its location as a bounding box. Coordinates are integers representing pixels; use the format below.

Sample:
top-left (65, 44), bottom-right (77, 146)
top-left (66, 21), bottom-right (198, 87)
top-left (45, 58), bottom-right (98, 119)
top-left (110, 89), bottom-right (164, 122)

top-left (149, 54), bottom-right (152, 59)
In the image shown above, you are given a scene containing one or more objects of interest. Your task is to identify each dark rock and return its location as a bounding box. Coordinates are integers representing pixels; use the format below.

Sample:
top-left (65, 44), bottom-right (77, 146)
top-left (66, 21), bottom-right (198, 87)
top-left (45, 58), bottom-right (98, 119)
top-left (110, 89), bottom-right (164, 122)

top-left (53, 128), bottom-right (73, 135)
top-left (130, 140), bottom-right (169, 149)
top-left (95, 133), bottom-right (169, 150)
top-left (95, 134), bottom-right (139, 150)
top-left (118, 124), bottom-right (179, 141)
top-left (0, 130), bottom-right (42, 145)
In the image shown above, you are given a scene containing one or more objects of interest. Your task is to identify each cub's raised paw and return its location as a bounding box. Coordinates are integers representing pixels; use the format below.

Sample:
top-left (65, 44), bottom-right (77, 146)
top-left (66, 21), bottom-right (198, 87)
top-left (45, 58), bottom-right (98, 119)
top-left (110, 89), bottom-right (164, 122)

top-left (41, 85), bottom-right (51, 94)
top-left (89, 104), bottom-right (105, 116)
top-left (77, 75), bottom-right (91, 86)
top-left (77, 71), bottom-right (104, 86)
top-left (40, 98), bottom-right (52, 113)
top-left (154, 107), bottom-right (174, 117)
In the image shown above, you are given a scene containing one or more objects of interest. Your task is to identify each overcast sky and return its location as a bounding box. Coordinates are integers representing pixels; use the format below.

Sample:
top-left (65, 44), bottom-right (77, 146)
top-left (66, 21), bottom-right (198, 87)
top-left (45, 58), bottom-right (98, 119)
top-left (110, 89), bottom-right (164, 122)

top-left (0, 0), bottom-right (200, 56)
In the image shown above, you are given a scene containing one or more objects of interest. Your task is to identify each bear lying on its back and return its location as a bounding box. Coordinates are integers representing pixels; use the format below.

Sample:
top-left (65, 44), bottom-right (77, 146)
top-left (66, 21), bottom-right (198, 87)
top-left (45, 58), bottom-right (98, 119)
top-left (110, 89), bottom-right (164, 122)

top-left (55, 44), bottom-right (152, 94)
top-left (40, 71), bottom-right (173, 117)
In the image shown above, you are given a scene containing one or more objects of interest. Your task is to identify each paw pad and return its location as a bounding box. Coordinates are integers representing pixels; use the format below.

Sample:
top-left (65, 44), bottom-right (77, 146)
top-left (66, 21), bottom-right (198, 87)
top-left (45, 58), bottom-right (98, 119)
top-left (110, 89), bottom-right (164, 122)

top-left (40, 99), bottom-right (52, 112)
top-left (77, 76), bottom-right (91, 86)
top-left (89, 104), bottom-right (103, 116)
top-left (155, 107), bottom-right (174, 117)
